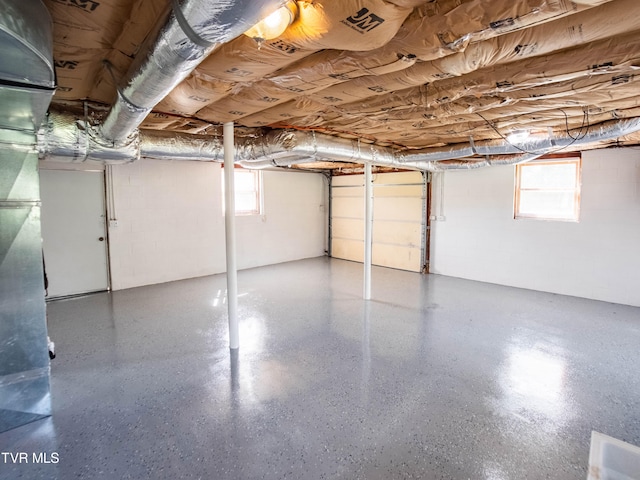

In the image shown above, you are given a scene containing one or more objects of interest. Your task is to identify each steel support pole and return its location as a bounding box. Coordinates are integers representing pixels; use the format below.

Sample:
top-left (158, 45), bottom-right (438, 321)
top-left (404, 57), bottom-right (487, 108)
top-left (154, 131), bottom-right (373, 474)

top-left (364, 163), bottom-right (373, 300)
top-left (223, 122), bottom-right (239, 349)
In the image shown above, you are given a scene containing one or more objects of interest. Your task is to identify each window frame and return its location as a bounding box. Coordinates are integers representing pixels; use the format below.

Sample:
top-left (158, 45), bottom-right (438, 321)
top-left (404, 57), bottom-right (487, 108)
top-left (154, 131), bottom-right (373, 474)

top-left (222, 168), bottom-right (263, 216)
top-left (514, 155), bottom-right (582, 222)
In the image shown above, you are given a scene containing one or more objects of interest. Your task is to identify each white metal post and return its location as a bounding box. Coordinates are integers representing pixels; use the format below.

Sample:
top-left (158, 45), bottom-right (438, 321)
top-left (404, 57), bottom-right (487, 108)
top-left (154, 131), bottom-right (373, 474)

top-left (224, 122), bottom-right (239, 349)
top-left (364, 162), bottom-right (373, 300)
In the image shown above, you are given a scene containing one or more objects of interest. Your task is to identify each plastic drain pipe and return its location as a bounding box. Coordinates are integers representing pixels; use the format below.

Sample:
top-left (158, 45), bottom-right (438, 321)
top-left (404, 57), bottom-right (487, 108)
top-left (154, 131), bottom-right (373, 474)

top-left (224, 122), bottom-right (239, 350)
top-left (364, 162), bottom-right (373, 300)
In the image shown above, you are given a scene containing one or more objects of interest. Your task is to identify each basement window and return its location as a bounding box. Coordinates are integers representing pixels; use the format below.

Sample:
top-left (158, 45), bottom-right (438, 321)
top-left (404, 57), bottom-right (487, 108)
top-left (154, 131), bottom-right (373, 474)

top-left (514, 156), bottom-right (581, 222)
top-left (222, 169), bottom-right (263, 216)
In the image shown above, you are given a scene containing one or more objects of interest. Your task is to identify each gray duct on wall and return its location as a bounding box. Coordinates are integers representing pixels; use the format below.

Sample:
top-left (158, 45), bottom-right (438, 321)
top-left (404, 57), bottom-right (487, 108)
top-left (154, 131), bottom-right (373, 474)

top-left (0, 0), bottom-right (54, 433)
top-left (0, 0), bottom-right (54, 88)
top-left (40, 110), bottom-right (640, 171)
top-left (0, 0), bottom-right (55, 133)
top-left (98, 0), bottom-right (289, 147)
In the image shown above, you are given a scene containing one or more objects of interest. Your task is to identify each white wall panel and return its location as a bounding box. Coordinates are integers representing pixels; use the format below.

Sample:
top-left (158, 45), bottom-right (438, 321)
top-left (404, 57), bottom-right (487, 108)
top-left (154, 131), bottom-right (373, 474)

top-left (235, 170), bottom-right (326, 270)
top-left (108, 159), bottom-right (223, 290)
top-left (430, 148), bottom-right (640, 307)
top-left (107, 160), bottom-right (325, 290)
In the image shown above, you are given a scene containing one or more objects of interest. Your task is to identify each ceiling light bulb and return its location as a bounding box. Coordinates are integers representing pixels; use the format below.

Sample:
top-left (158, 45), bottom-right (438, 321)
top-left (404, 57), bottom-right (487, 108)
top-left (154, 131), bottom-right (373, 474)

top-left (244, 3), bottom-right (297, 42)
top-left (507, 130), bottom-right (531, 144)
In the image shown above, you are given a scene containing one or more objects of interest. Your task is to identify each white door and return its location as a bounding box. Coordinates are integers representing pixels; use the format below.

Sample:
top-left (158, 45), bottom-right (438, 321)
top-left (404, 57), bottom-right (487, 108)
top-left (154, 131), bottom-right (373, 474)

top-left (331, 171), bottom-right (426, 272)
top-left (39, 169), bottom-right (109, 297)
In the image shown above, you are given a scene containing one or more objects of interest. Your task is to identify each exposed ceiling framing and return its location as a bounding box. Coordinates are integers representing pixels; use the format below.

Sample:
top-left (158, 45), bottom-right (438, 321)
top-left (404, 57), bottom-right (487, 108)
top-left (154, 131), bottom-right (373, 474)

top-left (40, 0), bottom-right (640, 170)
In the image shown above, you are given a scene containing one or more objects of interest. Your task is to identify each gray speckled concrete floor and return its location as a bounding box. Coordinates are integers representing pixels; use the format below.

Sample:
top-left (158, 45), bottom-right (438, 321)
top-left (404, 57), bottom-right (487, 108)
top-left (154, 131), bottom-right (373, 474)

top-left (1, 257), bottom-right (639, 479)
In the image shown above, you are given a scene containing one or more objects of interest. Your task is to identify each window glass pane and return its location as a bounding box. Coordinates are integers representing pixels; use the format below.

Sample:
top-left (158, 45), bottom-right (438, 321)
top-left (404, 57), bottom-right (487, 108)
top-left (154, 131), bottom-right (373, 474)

top-left (515, 158), bottom-right (580, 221)
top-left (520, 163), bottom-right (576, 189)
top-left (519, 190), bottom-right (575, 218)
top-left (236, 192), bottom-right (258, 213)
top-left (235, 170), bottom-right (256, 191)
top-left (221, 169), bottom-right (262, 215)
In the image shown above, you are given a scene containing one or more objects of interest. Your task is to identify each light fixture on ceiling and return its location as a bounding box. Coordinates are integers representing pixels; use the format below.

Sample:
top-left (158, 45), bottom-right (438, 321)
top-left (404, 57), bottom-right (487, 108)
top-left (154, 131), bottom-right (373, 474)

top-left (507, 129), bottom-right (531, 144)
top-left (244, 2), bottom-right (297, 42)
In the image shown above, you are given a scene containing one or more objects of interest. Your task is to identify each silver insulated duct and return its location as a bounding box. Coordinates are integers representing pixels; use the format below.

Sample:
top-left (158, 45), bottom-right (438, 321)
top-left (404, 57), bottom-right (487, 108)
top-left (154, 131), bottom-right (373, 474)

top-left (98, 0), bottom-right (289, 148)
top-left (230, 118), bottom-right (640, 170)
top-left (398, 118), bottom-right (640, 164)
top-left (41, 110), bottom-right (640, 171)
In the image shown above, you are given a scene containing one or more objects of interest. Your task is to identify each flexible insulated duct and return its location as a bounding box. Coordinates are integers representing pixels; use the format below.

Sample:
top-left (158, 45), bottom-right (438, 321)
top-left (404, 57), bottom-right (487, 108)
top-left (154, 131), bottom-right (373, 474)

top-left (399, 117), bottom-right (640, 163)
top-left (38, 111), bottom-right (139, 164)
top-left (39, 111), bottom-right (640, 171)
top-left (231, 119), bottom-right (640, 170)
top-left (98, 0), bottom-right (289, 146)
top-left (422, 152), bottom-right (546, 170)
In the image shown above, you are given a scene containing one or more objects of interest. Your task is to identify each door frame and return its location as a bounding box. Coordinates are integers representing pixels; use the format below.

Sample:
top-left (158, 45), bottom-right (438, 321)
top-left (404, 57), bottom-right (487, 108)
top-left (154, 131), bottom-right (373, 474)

top-left (422, 171), bottom-right (432, 274)
top-left (39, 163), bottom-right (111, 298)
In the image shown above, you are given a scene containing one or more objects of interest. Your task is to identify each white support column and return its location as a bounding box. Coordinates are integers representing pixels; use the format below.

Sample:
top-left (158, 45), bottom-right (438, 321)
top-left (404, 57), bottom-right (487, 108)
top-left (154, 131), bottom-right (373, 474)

top-left (364, 162), bottom-right (373, 300)
top-left (224, 122), bottom-right (239, 350)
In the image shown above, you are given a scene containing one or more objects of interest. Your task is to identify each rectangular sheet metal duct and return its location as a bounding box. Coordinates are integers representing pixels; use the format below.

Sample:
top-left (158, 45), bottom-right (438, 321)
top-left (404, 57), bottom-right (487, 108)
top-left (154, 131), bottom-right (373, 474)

top-left (0, 0), bottom-right (54, 433)
top-left (0, 135), bottom-right (51, 433)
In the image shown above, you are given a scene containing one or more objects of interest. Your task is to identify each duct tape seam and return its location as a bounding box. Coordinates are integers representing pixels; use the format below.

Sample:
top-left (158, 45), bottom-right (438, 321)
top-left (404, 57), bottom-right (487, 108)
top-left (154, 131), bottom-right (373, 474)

top-left (172, 0), bottom-right (215, 49)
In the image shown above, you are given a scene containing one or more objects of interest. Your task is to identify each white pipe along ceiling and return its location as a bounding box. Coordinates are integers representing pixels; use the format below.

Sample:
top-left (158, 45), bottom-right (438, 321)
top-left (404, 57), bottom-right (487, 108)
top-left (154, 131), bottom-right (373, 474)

top-left (23, 0), bottom-right (640, 171)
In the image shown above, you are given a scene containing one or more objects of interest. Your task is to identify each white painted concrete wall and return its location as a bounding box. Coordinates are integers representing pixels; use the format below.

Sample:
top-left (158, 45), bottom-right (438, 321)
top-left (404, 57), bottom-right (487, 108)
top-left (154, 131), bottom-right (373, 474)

top-left (236, 169), bottom-right (327, 270)
top-left (108, 160), bottom-right (325, 290)
top-left (430, 148), bottom-right (640, 307)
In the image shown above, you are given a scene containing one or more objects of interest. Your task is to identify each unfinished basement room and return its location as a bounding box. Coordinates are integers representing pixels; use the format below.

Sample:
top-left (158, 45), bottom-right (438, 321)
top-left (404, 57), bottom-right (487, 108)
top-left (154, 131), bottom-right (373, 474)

top-left (1, 0), bottom-right (640, 479)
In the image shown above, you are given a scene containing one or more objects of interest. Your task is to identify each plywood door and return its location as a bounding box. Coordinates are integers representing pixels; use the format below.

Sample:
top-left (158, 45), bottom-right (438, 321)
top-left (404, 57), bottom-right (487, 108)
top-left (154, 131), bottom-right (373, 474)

top-left (40, 169), bottom-right (109, 297)
top-left (331, 171), bottom-right (425, 272)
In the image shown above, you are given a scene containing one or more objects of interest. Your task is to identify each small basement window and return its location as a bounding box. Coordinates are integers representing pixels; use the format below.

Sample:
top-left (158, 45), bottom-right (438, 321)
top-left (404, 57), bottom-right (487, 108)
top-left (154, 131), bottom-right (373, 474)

top-left (514, 156), bottom-right (581, 222)
top-left (222, 169), bottom-right (263, 216)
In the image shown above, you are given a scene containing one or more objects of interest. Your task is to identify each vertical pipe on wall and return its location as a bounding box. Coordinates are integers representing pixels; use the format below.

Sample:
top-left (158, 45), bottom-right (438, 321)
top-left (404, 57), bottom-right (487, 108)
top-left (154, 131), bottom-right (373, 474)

top-left (364, 163), bottom-right (373, 300)
top-left (223, 122), bottom-right (239, 350)
top-left (422, 171), bottom-right (431, 274)
top-left (327, 173), bottom-right (332, 257)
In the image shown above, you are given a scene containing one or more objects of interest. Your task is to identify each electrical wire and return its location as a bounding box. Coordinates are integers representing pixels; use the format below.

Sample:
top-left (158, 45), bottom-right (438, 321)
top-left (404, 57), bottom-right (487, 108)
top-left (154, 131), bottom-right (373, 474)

top-left (475, 112), bottom-right (542, 154)
top-left (561, 107), bottom-right (589, 141)
top-left (475, 108), bottom-right (594, 157)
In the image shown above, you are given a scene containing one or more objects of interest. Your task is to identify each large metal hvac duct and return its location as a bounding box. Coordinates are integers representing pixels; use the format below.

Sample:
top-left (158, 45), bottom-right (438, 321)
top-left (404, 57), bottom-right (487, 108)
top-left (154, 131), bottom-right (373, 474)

top-left (0, 0), bottom-right (55, 433)
top-left (0, 0), bottom-right (55, 134)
